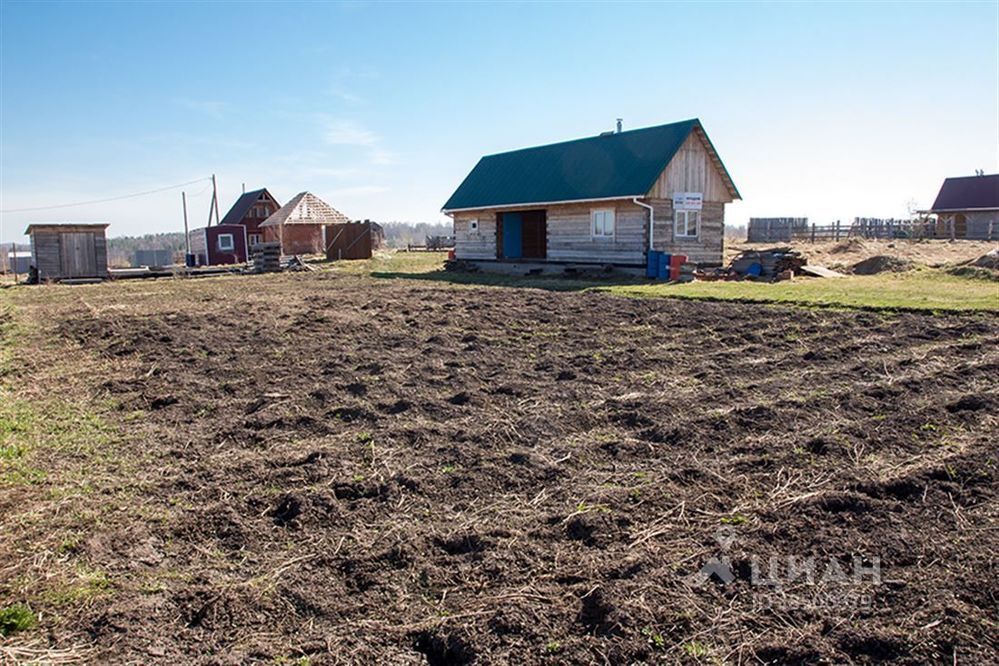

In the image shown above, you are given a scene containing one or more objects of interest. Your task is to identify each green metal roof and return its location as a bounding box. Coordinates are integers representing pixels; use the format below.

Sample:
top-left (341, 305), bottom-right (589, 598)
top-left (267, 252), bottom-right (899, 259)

top-left (442, 118), bottom-right (739, 211)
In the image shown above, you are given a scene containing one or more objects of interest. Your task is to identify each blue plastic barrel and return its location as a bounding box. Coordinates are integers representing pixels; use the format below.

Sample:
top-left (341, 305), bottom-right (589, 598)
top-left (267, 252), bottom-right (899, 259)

top-left (657, 252), bottom-right (671, 280)
top-left (646, 251), bottom-right (659, 278)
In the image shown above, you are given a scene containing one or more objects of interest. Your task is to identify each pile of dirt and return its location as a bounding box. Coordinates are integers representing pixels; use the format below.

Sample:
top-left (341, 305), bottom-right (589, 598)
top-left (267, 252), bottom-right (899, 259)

top-left (829, 237), bottom-right (870, 254)
top-left (851, 255), bottom-right (916, 275)
top-left (2, 273), bottom-right (997, 664)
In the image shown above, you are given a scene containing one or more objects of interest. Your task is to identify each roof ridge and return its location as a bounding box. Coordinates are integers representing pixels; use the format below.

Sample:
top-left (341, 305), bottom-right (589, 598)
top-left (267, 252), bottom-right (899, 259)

top-left (481, 118), bottom-right (700, 158)
top-left (261, 191), bottom-right (350, 227)
top-left (943, 173), bottom-right (999, 181)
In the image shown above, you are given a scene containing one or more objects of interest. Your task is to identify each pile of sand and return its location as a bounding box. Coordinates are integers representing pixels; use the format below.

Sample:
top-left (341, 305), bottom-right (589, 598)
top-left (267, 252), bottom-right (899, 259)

top-left (851, 255), bottom-right (916, 275)
top-left (829, 238), bottom-right (870, 254)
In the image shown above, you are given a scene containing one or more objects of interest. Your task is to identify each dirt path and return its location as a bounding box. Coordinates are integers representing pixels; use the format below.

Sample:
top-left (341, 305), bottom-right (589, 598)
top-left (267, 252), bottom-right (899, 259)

top-left (2, 274), bottom-right (997, 664)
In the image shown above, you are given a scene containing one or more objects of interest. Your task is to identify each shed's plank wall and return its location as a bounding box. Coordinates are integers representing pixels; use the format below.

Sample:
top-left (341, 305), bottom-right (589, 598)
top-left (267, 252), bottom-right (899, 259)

top-left (454, 214), bottom-right (498, 260)
top-left (31, 232), bottom-right (63, 280)
top-left (30, 230), bottom-right (109, 279)
top-left (647, 132), bottom-right (732, 203)
top-left (94, 234), bottom-right (109, 277)
top-left (650, 200), bottom-right (724, 264)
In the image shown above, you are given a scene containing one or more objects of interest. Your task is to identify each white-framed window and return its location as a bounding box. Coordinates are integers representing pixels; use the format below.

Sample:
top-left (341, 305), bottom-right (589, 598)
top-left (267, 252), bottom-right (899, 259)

top-left (675, 210), bottom-right (700, 238)
top-left (217, 233), bottom-right (235, 252)
top-left (468, 218), bottom-right (479, 235)
top-left (591, 208), bottom-right (615, 238)
top-left (248, 233), bottom-right (262, 246)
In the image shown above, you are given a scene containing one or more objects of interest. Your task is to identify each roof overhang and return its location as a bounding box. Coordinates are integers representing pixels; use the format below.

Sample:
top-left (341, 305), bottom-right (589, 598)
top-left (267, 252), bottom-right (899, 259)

top-left (443, 194), bottom-right (646, 214)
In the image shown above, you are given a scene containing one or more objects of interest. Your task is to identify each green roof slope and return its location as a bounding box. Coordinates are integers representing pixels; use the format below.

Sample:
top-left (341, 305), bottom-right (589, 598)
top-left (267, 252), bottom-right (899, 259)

top-left (443, 119), bottom-right (734, 211)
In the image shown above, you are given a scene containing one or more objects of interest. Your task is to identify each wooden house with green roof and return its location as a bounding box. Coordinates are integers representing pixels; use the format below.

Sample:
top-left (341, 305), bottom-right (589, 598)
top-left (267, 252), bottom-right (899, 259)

top-left (443, 119), bottom-right (740, 269)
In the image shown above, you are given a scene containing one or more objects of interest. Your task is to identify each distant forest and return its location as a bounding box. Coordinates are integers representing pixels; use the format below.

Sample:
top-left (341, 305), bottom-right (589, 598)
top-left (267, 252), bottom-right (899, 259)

top-left (99, 222), bottom-right (453, 265)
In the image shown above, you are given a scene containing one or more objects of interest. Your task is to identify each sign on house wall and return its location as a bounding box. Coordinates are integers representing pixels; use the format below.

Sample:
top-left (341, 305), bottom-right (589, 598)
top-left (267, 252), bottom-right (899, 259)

top-left (673, 192), bottom-right (703, 211)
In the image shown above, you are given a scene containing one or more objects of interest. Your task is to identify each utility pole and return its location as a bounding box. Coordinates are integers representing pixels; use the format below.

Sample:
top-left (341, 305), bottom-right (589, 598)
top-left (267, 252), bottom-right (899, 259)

top-left (182, 191), bottom-right (191, 260)
top-left (212, 174), bottom-right (221, 225)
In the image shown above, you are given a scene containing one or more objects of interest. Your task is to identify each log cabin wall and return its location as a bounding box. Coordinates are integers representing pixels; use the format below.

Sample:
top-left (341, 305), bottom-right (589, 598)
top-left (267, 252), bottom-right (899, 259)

top-left (454, 201), bottom-right (647, 265)
top-left (453, 212), bottom-right (498, 260)
top-left (650, 199), bottom-right (725, 264)
top-left (545, 201), bottom-right (646, 265)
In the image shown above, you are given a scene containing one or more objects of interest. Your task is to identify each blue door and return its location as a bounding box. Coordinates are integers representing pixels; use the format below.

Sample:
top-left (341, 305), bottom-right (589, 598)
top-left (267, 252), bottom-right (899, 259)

top-left (502, 213), bottom-right (522, 259)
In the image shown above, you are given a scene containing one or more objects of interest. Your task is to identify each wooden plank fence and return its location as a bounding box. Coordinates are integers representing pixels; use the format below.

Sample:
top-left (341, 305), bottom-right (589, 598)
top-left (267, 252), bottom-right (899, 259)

top-left (748, 217), bottom-right (998, 243)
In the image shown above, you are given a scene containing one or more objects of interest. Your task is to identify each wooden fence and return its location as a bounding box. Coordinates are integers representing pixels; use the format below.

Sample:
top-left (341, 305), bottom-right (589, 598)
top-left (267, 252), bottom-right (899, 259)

top-left (748, 217), bottom-right (998, 243)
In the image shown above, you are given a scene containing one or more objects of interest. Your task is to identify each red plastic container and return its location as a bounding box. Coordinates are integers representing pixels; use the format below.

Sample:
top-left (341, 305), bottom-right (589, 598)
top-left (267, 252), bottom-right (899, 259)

top-left (669, 254), bottom-right (687, 281)
top-left (447, 249), bottom-right (456, 261)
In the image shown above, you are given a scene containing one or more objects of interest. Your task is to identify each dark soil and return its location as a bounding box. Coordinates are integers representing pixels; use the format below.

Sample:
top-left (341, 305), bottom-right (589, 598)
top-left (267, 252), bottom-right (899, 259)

top-left (4, 274), bottom-right (998, 664)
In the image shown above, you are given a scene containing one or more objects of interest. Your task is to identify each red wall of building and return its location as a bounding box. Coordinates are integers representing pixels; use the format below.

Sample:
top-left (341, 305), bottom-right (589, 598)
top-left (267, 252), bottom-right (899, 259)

top-left (236, 198), bottom-right (279, 246)
top-left (205, 225), bottom-right (248, 265)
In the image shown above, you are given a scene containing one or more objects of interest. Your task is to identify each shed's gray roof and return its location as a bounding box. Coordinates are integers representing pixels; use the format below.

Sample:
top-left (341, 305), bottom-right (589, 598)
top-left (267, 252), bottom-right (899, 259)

top-left (25, 223), bottom-right (110, 234)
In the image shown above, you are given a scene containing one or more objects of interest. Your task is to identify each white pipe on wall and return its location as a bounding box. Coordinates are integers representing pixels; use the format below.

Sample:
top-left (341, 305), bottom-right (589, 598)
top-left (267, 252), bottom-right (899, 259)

top-left (633, 198), bottom-right (655, 251)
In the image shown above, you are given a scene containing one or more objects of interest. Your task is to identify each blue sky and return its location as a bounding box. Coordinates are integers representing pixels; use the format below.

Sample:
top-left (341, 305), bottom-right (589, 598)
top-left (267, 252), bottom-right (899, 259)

top-left (1, 1), bottom-right (997, 242)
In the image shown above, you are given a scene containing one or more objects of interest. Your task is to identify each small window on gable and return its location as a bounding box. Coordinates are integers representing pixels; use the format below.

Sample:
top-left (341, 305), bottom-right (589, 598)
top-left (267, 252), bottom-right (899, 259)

top-left (217, 233), bottom-right (235, 252)
top-left (469, 218), bottom-right (479, 234)
top-left (591, 208), bottom-right (615, 238)
top-left (674, 210), bottom-right (700, 238)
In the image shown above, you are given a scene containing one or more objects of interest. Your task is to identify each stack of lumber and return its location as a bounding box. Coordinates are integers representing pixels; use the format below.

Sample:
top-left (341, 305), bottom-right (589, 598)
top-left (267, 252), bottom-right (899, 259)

top-left (730, 247), bottom-right (806, 279)
top-left (251, 242), bottom-right (281, 273)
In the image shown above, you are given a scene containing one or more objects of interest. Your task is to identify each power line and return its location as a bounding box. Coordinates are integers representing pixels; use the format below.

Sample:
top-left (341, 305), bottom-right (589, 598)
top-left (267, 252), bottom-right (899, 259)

top-left (0, 176), bottom-right (212, 214)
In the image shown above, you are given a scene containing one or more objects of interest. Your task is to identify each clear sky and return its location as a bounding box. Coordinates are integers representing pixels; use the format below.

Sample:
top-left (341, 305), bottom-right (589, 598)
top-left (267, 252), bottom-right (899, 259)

top-left (1, 1), bottom-right (997, 243)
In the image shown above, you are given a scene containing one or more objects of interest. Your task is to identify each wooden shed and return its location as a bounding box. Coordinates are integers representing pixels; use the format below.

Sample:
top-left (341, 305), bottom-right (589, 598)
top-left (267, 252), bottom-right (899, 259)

top-left (24, 223), bottom-right (110, 281)
top-left (325, 221), bottom-right (385, 260)
top-left (443, 119), bottom-right (740, 269)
